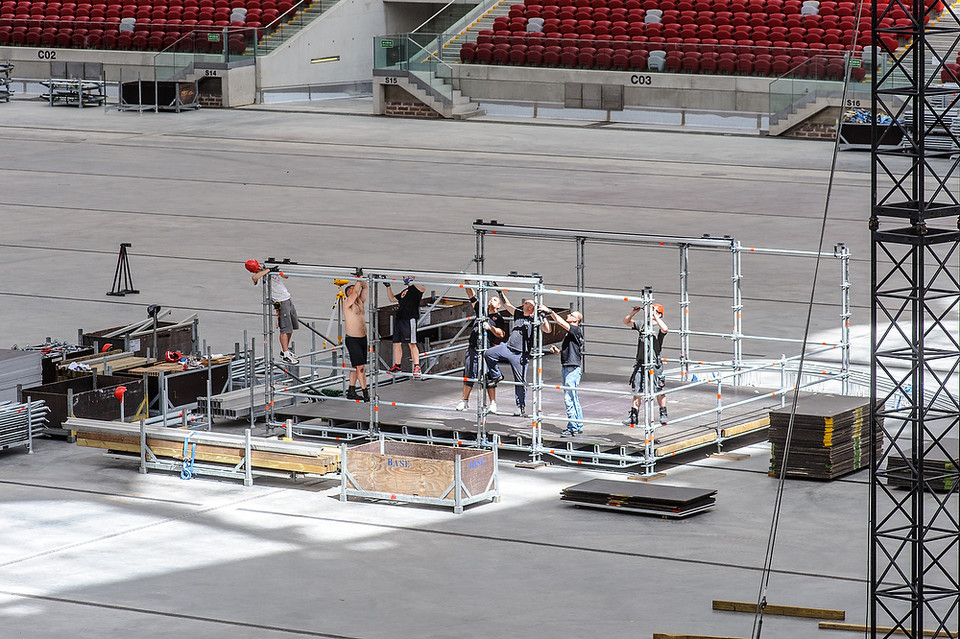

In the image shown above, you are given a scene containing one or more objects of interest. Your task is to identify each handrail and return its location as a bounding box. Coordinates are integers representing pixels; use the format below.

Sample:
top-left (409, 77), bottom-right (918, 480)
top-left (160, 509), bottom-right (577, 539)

top-left (408, 35), bottom-right (454, 71)
top-left (261, 0), bottom-right (312, 33)
top-left (411, 0), bottom-right (461, 35)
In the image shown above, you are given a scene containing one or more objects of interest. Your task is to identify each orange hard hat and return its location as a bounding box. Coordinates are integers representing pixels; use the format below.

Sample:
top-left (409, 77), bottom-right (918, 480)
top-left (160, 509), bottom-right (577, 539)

top-left (653, 303), bottom-right (664, 316)
top-left (244, 259), bottom-right (261, 273)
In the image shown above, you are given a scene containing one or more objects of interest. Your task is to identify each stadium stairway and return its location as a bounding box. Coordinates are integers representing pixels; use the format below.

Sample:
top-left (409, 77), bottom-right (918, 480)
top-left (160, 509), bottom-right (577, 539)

top-left (440, 0), bottom-right (511, 65)
top-left (248, 0), bottom-right (331, 55)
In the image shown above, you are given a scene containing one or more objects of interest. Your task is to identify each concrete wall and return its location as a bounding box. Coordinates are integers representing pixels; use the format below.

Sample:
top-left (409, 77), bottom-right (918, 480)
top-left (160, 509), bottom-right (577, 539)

top-left (0, 47), bottom-right (157, 82)
top-left (454, 64), bottom-right (774, 113)
top-left (256, 0), bottom-right (387, 91)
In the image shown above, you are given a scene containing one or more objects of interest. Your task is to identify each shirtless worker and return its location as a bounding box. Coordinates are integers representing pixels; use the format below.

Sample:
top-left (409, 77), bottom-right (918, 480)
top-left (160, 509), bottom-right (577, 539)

top-left (342, 274), bottom-right (369, 402)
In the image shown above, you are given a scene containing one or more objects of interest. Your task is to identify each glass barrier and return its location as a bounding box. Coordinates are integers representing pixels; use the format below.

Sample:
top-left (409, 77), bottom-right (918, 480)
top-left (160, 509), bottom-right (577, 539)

top-left (374, 33), bottom-right (456, 103)
top-left (154, 27), bottom-right (260, 83)
top-left (256, 0), bottom-right (339, 52)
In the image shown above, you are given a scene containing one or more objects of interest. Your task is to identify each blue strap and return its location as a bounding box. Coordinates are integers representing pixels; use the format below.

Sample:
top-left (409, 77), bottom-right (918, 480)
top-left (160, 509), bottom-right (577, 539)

top-left (180, 432), bottom-right (197, 480)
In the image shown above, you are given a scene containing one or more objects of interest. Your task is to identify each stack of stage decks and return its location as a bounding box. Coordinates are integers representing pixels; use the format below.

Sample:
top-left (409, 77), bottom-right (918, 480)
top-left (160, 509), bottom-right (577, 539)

top-left (560, 479), bottom-right (717, 518)
top-left (886, 438), bottom-right (959, 493)
top-left (768, 394), bottom-right (883, 480)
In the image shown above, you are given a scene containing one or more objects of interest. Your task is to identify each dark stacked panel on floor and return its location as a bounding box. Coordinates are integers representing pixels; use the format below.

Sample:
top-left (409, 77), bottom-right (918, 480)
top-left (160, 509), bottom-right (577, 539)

top-left (886, 438), bottom-right (958, 493)
top-left (768, 394), bottom-right (882, 480)
top-left (560, 478), bottom-right (716, 517)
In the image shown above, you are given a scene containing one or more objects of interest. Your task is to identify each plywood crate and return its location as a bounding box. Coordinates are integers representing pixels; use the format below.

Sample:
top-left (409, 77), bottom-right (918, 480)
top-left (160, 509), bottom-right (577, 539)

top-left (341, 439), bottom-right (499, 513)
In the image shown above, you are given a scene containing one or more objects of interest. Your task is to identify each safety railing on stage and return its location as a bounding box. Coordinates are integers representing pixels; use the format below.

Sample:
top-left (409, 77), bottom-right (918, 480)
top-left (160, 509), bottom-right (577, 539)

top-left (237, 222), bottom-right (857, 476)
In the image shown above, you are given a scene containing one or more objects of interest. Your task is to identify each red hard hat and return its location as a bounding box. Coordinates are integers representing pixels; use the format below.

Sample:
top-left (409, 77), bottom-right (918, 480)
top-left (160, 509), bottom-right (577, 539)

top-left (114, 386), bottom-right (127, 401)
top-left (653, 303), bottom-right (665, 316)
top-left (244, 259), bottom-right (261, 273)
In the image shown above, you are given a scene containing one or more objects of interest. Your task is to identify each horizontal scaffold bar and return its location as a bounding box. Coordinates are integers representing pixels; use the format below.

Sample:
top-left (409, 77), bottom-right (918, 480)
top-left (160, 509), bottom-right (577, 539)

top-left (473, 220), bottom-right (737, 249)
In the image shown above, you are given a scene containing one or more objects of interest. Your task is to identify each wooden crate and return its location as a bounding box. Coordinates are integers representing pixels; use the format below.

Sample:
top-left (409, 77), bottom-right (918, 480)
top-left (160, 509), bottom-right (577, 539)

top-left (341, 439), bottom-right (499, 513)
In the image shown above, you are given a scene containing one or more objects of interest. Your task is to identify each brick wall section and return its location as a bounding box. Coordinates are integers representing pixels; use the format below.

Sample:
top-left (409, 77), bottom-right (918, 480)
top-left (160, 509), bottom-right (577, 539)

top-left (788, 122), bottom-right (837, 140)
top-left (199, 93), bottom-right (222, 108)
top-left (384, 101), bottom-right (442, 119)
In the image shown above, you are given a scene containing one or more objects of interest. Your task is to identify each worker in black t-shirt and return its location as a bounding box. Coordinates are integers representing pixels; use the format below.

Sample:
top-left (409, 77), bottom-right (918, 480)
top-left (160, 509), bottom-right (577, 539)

top-left (456, 287), bottom-right (507, 412)
top-left (549, 309), bottom-right (584, 436)
top-left (384, 276), bottom-right (425, 378)
top-left (483, 291), bottom-right (552, 417)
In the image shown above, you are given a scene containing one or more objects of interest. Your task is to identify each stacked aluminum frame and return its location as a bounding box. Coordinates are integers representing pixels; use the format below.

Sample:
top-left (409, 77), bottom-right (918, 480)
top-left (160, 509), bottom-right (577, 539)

top-left (0, 399), bottom-right (47, 453)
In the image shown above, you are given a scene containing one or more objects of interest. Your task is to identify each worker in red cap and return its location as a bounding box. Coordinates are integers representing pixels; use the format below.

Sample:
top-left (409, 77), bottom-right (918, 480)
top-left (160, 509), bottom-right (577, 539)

top-left (246, 259), bottom-right (300, 365)
top-left (622, 302), bottom-right (669, 427)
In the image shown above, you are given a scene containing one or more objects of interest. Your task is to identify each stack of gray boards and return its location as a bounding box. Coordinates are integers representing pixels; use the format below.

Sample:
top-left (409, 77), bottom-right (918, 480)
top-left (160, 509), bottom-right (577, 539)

top-left (886, 438), bottom-right (959, 493)
top-left (560, 479), bottom-right (717, 518)
top-left (0, 349), bottom-right (42, 402)
top-left (768, 394), bottom-right (882, 480)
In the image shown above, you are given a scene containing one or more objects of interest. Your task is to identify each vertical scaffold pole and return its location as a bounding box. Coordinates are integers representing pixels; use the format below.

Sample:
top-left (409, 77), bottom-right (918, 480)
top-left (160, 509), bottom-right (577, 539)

top-left (475, 226), bottom-right (486, 277)
top-left (730, 240), bottom-right (743, 383)
top-left (475, 280), bottom-right (490, 446)
top-left (367, 275), bottom-right (379, 437)
top-left (263, 271), bottom-right (275, 425)
top-left (576, 236), bottom-right (586, 373)
top-left (531, 278), bottom-right (545, 465)
top-left (641, 286), bottom-right (656, 476)
top-left (835, 243), bottom-right (851, 395)
top-left (679, 243), bottom-right (691, 382)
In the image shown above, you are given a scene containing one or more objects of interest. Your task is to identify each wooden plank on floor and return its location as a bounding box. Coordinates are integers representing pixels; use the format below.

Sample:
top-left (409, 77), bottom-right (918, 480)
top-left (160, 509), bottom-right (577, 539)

top-left (657, 431), bottom-right (717, 456)
top-left (720, 416), bottom-right (770, 438)
top-left (713, 600), bottom-right (844, 620)
top-left (819, 622), bottom-right (959, 636)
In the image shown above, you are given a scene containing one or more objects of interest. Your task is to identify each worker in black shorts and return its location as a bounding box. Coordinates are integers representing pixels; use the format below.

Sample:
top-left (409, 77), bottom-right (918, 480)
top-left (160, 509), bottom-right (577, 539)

top-left (342, 277), bottom-right (369, 401)
top-left (455, 286), bottom-right (507, 412)
top-left (622, 303), bottom-right (668, 426)
top-left (385, 276), bottom-right (425, 378)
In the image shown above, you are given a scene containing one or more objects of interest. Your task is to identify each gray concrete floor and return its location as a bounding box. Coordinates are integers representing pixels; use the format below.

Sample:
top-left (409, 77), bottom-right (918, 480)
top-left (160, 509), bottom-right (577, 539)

top-left (0, 98), bottom-right (889, 638)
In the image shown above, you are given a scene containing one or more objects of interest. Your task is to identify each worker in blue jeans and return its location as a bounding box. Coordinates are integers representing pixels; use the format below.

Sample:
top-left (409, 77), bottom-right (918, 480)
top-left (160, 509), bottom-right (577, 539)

top-left (549, 309), bottom-right (584, 436)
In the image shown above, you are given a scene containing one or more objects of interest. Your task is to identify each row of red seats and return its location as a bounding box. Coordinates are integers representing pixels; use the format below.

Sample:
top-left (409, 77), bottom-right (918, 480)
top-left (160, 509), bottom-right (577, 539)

top-left (1, 8), bottom-right (280, 22)
top-left (475, 33), bottom-right (863, 57)
top-left (520, 0), bottom-right (936, 16)
top-left (0, 24), bottom-right (249, 49)
top-left (462, 41), bottom-right (862, 79)
top-left (0, 16), bottom-right (268, 31)
top-left (2, 0), bottom-right (288, 10)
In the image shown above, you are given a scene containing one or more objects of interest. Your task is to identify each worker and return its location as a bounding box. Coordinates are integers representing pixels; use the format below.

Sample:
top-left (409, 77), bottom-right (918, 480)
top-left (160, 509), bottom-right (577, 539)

top-left (247, 259), bottom-right (299, 365)
top-left (622, 303), bottom-right (668, 427)
top-left (384, 276), bottom-right (425, 378)
top-left (484, 291), bottom-right (552, 417)
top-left (548, 309), bottom-right (584, 436)
top-left (456, 286), bottom-right (507, 412)
top-left (342, 274), bottom-right (369, 401)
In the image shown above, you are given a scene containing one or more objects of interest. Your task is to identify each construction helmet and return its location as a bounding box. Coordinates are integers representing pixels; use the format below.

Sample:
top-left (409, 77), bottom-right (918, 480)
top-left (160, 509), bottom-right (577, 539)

top-left (653, 303), bottom-right (665, 316)
top-left (244, 259), bottom-right (261, 273)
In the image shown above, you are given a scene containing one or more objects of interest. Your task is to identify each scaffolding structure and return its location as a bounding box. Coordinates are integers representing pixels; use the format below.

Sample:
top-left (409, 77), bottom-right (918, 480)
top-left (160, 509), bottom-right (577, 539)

top-left (472, 221), bottom-right (853, 390)
top-left (249, 236), bottom-right (856, 474)
top-left (870, 0), bottom-right (960, 635)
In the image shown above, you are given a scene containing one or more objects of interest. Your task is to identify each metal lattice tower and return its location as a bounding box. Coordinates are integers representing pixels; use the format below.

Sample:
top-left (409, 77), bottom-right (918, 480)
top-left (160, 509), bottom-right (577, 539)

top-left (871, 0), bottom-right (960, 636)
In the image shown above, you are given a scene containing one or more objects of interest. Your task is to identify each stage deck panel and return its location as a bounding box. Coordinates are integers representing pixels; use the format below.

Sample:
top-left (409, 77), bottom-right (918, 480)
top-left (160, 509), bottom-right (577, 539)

top-left (275, 371), bottom-right (780, 456)
top-left (560, 478), bottom-right (717, 518)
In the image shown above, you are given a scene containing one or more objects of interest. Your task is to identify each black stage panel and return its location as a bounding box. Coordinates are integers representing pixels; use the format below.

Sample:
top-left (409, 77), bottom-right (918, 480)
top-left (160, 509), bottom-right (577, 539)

top-left (560, 478), bottom-right (717, 518)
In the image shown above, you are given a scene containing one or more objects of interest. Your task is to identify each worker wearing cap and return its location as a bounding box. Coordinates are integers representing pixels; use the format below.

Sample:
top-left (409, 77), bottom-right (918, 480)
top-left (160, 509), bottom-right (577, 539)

top-left (246, 260), bottom-right (299, 365)
top-left (484, 290), bottom-right (552, 417)
top-left (455, 286), bottom-right (507, 412)
top-left (549, 309), bottom-right (584, 437)
top-left (623, 303), bottom-right (668, 427)
top-left (384, 276), bottom-right (425, 378)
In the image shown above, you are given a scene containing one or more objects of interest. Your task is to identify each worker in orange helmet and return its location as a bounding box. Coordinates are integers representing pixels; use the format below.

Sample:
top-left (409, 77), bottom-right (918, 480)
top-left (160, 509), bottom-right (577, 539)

top-left (622, 302), bottom-right (669, 427)
top-left (245, 259), bottom-right (300, 365)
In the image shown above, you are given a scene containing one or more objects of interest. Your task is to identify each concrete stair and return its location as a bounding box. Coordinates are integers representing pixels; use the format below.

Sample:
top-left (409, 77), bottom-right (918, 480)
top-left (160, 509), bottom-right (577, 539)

top-left (246, 1), bottom-right (332, 56)
top-left (768, 91), bottom-right (843, 136)
top-left (407, 70), bottom-right (484, 119)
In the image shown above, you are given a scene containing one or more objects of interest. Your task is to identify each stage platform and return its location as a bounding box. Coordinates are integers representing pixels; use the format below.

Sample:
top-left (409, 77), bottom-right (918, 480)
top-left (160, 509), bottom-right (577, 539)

top-left (274, 370), bottom-right (779, 469)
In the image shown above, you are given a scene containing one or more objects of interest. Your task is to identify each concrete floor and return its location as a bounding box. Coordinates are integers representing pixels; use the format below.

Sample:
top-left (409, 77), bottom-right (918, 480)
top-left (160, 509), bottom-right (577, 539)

top-left (0, 98), bottom-right (892, 638)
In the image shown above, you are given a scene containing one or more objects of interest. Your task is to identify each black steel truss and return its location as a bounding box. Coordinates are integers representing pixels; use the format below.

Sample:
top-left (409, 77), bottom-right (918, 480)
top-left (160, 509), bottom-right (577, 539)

top-left (871, 1), bottom-right (960, 636)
